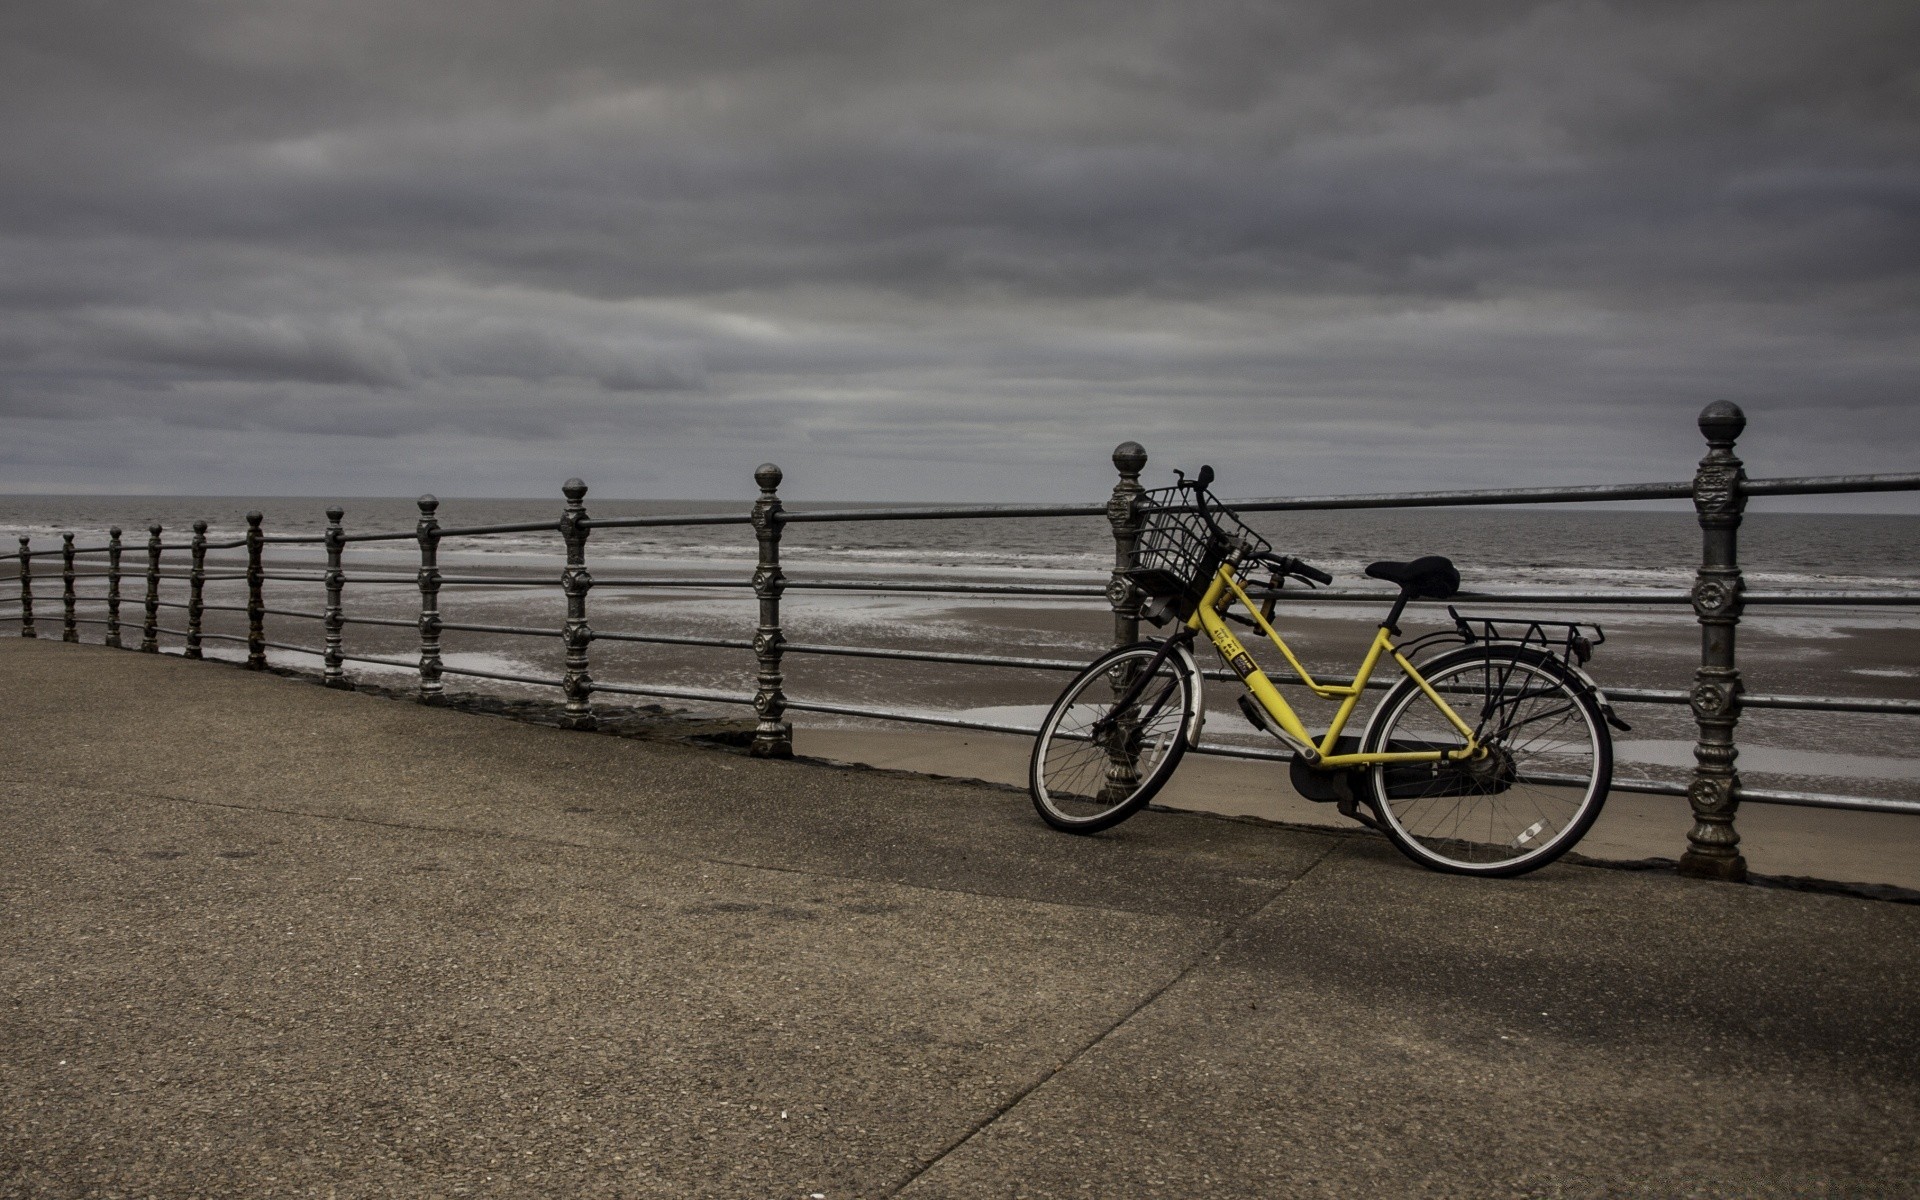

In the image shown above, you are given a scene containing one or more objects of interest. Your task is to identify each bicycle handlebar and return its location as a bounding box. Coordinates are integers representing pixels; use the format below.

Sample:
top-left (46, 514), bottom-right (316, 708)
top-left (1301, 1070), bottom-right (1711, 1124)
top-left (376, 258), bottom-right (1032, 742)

top-left (1269, 554), bottom-right (1334, 586)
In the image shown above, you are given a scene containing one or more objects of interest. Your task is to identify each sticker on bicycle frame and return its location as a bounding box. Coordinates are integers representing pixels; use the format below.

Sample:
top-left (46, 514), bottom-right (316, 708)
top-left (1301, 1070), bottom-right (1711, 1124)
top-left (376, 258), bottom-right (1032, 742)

top-left (1229, 652), bottom-right (1257, 677)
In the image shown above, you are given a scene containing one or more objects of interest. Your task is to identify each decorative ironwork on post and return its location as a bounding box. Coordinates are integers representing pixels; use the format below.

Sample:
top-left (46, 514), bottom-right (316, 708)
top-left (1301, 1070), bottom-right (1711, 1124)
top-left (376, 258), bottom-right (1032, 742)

top-left (245, 512), bottom-right (266, 669)
top-left (1102, 442), bottom-right (1150, 801)
top-left (416, 496), bottom-right (444, 703)
top-left (558, 479), bottom-right (596, 730)
top-left (1107, 441), bottom-right (1148, 651)
top-left (185, 520), bottom-right (208, 659)
top-left (18, 537), bottom-right (34, 639)
top-left (749, 463), bottom-right (792, 758)
top-left (1682, 401), bottom-right (1749, 883)
top-left (141, 524), bottom-right (161, 652)
top-left (106, 527), bottom-right (124, 649)
top-left (323, 507), bottom-right (350, 689)
top-left (61, 533), bottom-right (77, 642)
top-left (106, 526), bottom-right (124, 645)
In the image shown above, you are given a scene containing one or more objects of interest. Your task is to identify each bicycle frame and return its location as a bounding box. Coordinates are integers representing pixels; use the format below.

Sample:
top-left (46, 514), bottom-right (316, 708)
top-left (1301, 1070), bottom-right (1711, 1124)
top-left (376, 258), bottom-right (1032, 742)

top-left (1185, 562), bottom-right (1481, 769)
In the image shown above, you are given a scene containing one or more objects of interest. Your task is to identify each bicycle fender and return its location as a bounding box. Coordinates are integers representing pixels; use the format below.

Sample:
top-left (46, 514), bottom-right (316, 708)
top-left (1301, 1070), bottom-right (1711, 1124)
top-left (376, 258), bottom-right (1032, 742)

top-left (1169, 641), bottom-right (1207, 744)
top-left (1562, 661), bottom-right (1633, 732)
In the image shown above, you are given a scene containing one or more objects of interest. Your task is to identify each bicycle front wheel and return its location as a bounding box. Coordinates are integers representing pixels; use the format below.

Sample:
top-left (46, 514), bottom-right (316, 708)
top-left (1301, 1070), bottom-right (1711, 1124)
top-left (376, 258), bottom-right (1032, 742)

top-left (1030, 641), bottom-right (1196, 833)
top-left (1364, 645), bottom-right (1611, 877)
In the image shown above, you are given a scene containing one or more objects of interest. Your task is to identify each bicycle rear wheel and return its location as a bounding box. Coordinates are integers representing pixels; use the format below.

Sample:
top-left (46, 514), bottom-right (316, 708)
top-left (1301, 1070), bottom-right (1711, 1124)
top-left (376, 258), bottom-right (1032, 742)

top-left (1030, 641), bottom-right (1196, 833)
top-left (1363, 645), bottom-right (1611, 877)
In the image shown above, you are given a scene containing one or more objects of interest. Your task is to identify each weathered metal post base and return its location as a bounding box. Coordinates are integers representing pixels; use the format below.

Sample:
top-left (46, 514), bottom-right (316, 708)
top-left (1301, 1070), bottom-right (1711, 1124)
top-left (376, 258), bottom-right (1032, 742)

top-left (1678, 847), bottom-right (1748, 882)
top-left (749, 728), bottom-right (794, 759)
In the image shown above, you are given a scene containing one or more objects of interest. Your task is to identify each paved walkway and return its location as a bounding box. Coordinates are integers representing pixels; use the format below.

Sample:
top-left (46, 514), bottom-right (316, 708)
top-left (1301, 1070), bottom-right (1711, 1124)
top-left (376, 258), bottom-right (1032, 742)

top-left (2, 638), bottom-right (1917, 1198)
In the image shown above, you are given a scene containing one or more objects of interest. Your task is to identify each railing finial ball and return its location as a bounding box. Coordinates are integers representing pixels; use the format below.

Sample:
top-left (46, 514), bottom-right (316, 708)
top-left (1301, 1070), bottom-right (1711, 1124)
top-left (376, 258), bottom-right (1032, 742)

top-left (110, 525), bottom-right (122, 537)
top-left (1112, 441), bottom-right (1147, 477)
top-left (192, 518), bottom-right (208, 533)
top-left (246, 511), bottom-right (262, 527)
top-left (562, 478), bottom-right (588, 502)
top-left (755, 463), bottom-right (783, 492)
top-left (1698, 401), bottom-right (1746, 447)
top-left (148, 522), bottom-right (162, 536)
top-left (416, 495), bottom-right (438, 514)
top-left (326, 506), bottom-right (344, 522)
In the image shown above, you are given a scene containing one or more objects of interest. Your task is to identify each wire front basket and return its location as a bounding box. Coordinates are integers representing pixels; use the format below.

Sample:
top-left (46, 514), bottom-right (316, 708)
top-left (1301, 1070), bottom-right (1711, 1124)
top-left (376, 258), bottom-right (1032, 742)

top-left (1126, 485), bottom-right (1271, 617)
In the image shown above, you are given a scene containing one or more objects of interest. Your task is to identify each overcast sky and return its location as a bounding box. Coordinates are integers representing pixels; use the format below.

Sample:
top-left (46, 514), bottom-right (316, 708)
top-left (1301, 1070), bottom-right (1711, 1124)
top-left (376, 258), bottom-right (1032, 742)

top-left (2, 0), bottom-right (1915, 503)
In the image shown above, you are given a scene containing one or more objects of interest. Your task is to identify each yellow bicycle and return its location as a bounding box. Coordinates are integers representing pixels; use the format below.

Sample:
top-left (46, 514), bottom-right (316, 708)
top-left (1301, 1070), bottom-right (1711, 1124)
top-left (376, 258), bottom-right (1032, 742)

top-left (1029, 466), bottom-right (1629, 877)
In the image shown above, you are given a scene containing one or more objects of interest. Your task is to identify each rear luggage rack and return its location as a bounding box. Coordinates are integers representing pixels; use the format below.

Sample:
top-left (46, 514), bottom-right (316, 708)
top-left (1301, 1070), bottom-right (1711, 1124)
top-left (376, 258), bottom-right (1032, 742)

top-left (1447, 606), bottom-right (1605, 666)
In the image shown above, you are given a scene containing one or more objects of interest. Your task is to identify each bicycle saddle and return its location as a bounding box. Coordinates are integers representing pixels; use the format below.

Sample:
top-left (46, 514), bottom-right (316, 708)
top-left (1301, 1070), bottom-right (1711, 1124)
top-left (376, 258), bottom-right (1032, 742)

top-left (1365, 556), bottom-right (1460, 599)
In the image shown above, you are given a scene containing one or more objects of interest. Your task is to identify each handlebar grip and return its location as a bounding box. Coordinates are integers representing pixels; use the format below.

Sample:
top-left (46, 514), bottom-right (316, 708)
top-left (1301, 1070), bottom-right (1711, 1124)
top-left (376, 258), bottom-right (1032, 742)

top-left (1294, 560), bottom-right (1333, 585)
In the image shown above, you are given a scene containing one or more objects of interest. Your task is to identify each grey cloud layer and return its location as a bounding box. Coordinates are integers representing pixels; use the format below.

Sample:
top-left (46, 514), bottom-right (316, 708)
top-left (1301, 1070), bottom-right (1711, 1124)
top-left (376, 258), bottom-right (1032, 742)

top-left (2, 0), bottom-right (1916, 499)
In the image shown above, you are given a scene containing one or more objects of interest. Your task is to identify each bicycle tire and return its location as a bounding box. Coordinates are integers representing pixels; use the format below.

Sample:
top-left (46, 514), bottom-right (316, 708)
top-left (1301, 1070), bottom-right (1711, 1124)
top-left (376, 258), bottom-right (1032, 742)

top-left (1362, 644), bottom-right (1611, 877)
top-left (1030, 641), bottom-right (1197, 833)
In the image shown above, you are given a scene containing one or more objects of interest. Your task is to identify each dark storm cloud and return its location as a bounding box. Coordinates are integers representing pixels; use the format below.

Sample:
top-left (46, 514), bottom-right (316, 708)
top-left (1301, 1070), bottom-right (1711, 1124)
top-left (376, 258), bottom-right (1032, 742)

top-left (1, 0), bottom-right (1916, 499)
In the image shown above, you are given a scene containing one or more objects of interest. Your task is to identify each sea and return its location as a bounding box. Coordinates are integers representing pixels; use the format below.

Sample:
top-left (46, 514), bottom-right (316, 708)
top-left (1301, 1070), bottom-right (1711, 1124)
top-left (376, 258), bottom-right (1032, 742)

top-left (5, 495), bottom-right (1918, 801)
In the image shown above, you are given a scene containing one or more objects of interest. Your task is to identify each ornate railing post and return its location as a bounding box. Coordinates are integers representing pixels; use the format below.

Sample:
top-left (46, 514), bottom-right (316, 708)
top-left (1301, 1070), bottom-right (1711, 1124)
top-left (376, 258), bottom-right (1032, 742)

top-left (185, 519), bottom-right (208, 659)
top-left (141, 524), bottom-right (161, 652)
top-left (1107, 441), bottom-right (1148, 651)
top-left (323, 507), bottom-right (350, 689)
top-left (245, 512), bottom-right (266, 669)
top-left (106, 527), bottom-right (124, 649)
top-left (749, 463), bottom-right (792, 758)
top-left (1100, 442), bottom-right (1150, 800)
top-left (1682, 401), bottom-right (1749, 882)
top-left (416, 496), bottom-right (444, 703)
top-left (559, 479), bottom-right (596, 730)
top-left (61, 533), bottom-right (77, 642)
top-left (18, 537), bottom-right (35, 638)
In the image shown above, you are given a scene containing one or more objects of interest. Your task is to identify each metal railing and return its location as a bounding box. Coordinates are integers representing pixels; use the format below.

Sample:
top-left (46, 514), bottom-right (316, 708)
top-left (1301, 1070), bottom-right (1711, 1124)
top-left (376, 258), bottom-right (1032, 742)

top-left (5, 401), bottom-right (1917, 883)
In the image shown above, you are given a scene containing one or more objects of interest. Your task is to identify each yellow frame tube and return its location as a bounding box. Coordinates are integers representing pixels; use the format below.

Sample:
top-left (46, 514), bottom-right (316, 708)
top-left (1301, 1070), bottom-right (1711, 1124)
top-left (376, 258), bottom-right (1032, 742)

top-left (1190, 563), bottom-right (1478, 768)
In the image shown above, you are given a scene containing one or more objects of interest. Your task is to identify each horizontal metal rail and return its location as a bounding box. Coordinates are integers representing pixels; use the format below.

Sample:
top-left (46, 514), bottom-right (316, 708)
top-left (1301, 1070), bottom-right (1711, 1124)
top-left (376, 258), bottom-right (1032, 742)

top-left (338, 531), bottom-right (424, 543)
top-left (594, 629), bottom-right (1094, 673)
top-left (581, 514), bottom-right (758, 530)
top-left (437, 520), bottom-right (564, 538)
top-left (264, 638), bottom-right (327, 655)
top-left (569, 470), bottom-right (1920, 533)
top-left (439, 620), bottom-right (559, 638)
top-left (339, 615), bottom-right (419, 631)
top-left (11, 569), bottom-right (1917, 607)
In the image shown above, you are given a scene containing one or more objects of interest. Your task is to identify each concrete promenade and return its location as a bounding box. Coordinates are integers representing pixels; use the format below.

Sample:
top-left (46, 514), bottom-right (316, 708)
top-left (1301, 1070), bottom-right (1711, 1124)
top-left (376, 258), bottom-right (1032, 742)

top-left (3, 638), bottom-right (1917, 1198)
